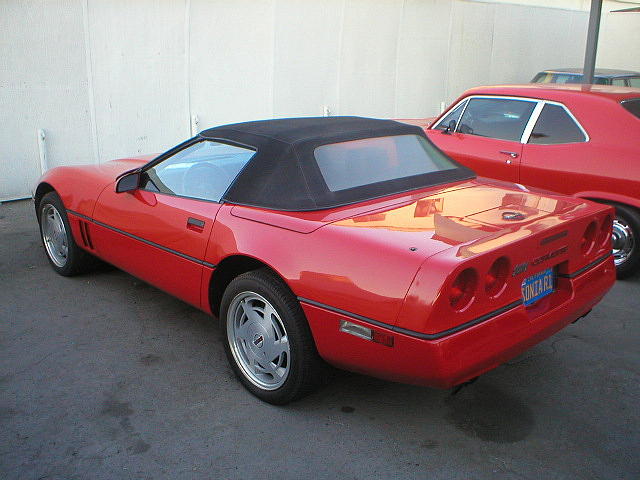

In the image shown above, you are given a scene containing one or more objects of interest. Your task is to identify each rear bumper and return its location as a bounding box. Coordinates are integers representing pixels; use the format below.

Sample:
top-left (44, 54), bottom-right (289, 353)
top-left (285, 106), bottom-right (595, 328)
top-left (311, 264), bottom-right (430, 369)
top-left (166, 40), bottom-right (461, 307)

top-left (302, 255), bottom-right (615, 388)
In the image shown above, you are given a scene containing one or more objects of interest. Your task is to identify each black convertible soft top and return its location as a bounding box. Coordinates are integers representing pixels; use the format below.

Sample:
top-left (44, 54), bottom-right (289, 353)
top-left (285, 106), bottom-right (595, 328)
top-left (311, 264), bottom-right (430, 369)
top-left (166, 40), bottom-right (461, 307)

top-left (199, 116), bottom-right (474, 211)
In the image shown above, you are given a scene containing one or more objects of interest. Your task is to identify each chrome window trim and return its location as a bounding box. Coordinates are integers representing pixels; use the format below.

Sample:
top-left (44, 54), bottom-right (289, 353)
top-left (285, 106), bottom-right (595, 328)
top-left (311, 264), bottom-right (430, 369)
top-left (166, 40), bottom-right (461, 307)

top-left (431, 98), bottom-right (469, 131)
top-left (520, 101), bottom-right (545, 143)
top-left (433, 95), bottom-right (589, 144)
top-left (523, 100), bottom-right (590, 144)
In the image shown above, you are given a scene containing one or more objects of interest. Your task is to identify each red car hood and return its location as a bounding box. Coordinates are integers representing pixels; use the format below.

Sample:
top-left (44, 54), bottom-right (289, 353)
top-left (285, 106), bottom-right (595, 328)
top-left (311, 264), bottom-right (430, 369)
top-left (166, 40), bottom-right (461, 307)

top-left (94, 155), bottom-right (155, 178)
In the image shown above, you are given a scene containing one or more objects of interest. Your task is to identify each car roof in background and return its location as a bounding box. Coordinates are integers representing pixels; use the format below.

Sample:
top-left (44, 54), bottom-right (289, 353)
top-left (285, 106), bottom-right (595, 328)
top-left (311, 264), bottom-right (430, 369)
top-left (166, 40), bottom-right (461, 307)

top-left (462, 84), bottom-right (640, 103)
top-left (540, 68), bottom-right (640, 78)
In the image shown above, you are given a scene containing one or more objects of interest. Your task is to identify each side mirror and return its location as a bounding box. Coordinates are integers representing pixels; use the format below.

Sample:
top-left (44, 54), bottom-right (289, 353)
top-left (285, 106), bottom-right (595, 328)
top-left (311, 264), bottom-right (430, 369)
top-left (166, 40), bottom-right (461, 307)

top-left (442, 119), bottom-right (457, 135)
top-left (115, 171), bottom-right (141, 193)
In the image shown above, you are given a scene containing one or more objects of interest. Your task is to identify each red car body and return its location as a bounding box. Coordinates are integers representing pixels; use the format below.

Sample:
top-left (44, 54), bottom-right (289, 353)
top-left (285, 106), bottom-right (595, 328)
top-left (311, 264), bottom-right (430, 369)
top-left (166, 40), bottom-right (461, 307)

top-left (418, 84), bottom-right (640, 277)
top-left (424, 85), bottom-right (640, 209)
top-left (34, 117), bottom-right (615, 400)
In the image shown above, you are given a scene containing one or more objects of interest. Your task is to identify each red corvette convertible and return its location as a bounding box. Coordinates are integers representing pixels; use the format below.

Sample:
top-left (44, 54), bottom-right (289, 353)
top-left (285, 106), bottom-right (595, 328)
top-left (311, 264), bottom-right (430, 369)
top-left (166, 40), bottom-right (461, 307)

top-left (35, 117), bottom-right (615, 404)
top-left (422, 84), bottom-right (640, 278)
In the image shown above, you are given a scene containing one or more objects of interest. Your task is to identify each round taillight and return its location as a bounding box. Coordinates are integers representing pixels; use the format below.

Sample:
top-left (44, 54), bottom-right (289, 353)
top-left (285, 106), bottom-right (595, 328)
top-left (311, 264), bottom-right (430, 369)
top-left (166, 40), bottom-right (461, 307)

top-left (449, 268), bottom-right (478, 311)
top-left (597, 215), bottom-right (612, 248)
top-left (580, 221), bottom-right (597, 255)
top-left (485, 257), bottom-right (510, 297)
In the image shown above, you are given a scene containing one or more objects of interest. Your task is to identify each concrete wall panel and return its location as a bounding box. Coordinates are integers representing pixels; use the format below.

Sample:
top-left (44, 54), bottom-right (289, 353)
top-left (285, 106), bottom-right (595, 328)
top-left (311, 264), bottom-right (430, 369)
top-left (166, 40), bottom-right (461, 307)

top-left (338, 0), bottom-right (403, 117)
top-left (1, 0), bottom-right (638, 200)
top-left (0, 0), bottom-right (91, 200)
top-left (272, 0), bottom-right (343, 118)
top-left (395, 0), bottom-right (452, 117)
top-left (87, 0), bottom-right (188, 161)
top-left (189, 0), bottom-right (275, 130)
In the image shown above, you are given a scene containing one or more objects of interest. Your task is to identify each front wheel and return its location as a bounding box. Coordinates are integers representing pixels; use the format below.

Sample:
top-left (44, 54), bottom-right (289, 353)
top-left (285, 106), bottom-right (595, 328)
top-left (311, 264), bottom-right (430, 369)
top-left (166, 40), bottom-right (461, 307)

top-left (220, 269), bottom-right (325, 404)
top-left (38, 191), bottom-right (99, 276)
top-left (612, 204), bottom-right (640, 279)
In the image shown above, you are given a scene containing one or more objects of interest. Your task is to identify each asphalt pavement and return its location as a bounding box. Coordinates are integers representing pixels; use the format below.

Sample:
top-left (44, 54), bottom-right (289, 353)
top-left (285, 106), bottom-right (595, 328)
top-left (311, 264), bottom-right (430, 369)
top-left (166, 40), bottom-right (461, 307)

top-left (1, 199), bottom-right (639, 479)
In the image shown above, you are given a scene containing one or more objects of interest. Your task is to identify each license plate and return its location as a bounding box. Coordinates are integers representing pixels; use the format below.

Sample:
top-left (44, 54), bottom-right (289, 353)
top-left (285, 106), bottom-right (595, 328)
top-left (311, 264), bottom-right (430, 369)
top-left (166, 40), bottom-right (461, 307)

top-left (521, 268), bottom-right (554, 306)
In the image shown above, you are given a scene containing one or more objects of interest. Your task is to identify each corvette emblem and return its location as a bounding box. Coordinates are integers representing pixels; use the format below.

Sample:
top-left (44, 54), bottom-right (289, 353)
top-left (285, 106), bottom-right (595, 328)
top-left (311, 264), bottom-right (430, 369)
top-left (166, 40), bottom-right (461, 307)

top-left (502, 211), bottom-right (526, 221)
top-left (253, 334), bottom-right (264, 348)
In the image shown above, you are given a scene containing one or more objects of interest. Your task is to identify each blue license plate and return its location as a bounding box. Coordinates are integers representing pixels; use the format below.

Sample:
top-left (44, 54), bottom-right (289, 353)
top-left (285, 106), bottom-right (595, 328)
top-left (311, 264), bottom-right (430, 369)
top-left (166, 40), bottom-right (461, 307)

top-left (521, 268), bottom-right (554, 306)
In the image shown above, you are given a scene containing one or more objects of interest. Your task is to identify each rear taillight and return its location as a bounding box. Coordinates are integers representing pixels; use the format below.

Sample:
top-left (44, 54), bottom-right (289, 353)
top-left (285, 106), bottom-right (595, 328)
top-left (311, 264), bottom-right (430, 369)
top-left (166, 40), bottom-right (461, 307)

top-left (449, 268), bottom-right (478, 311)
top-left (581, 221), bottom-right (597, 255)
top-left (485, 257), bottom-right (510, 298)
top-left (597, 215), bottom-right (612, 248)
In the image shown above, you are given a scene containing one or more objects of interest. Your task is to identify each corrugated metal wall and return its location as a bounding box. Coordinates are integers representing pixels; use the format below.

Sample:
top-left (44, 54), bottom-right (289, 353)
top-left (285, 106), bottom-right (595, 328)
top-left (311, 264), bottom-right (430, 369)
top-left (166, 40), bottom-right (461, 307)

top-left (1, 0), bottom-right (636, 201)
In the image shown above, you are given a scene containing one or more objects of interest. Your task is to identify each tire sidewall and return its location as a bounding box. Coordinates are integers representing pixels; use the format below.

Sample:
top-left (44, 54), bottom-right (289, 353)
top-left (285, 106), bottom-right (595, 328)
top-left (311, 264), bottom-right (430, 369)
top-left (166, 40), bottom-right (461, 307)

top-left (38, 192), bottom-right (80, 276)
top-left (220, 272), bottom-right (309, 405)
top-left (614, 205), bottom-right (640, 279)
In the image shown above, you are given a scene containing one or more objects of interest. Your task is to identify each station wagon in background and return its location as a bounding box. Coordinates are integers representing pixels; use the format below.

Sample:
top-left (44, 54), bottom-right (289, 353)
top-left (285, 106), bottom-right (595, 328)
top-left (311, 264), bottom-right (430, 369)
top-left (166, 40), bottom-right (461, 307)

top-left (422, 84), bottom-right (640, 278)
top-left (531, 68), bottom-right (640, 88)
top-left (35, 116), bottom-right (616, 404)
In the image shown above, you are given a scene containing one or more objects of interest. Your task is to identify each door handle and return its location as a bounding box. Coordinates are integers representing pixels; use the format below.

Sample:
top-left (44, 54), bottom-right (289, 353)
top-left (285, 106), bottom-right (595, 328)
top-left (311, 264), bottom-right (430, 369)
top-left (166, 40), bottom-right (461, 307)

top-left (499, 150), bottom-right (519, 164)
top-left (187, 217), bottom-right (205, 232)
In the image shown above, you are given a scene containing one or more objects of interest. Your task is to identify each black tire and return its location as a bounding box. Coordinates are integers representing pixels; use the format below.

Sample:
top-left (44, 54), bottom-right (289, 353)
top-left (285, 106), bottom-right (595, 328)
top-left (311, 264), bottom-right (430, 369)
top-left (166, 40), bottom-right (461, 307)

top-left (37, 191), bottom-right (99, 276)
top-left (613, 204), bottom-right (640, 279)
top-left (220, 268), bottom-right (325, 404)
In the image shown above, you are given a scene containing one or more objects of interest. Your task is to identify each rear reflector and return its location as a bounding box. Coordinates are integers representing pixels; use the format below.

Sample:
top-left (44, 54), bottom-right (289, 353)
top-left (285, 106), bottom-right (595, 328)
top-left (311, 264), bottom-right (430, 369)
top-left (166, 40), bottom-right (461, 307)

top-left (339, 320), bottom-right (394, 347)
top-left (449, 268), bottom-right (478, 311)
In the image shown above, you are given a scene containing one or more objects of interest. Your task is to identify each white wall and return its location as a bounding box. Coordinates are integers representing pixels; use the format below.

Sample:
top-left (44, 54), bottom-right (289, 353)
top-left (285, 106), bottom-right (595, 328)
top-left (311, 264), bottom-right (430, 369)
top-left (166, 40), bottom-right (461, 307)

top-left (1, 0), bottom-right (637, 201)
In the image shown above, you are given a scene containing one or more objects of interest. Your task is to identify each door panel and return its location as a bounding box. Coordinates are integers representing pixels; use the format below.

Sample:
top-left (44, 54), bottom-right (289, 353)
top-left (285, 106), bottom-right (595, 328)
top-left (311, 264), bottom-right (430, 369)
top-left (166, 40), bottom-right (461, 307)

top-left (519, 144), bottom-right (578, 195)
top-left (426, 130), bottom-right (522, 182)
top-left (91, 187), bottom-right (221, 309)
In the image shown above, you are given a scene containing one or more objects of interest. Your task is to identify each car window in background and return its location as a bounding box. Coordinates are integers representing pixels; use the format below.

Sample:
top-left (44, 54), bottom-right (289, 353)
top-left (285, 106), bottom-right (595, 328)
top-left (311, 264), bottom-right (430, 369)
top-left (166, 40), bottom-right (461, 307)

top-left (612, 78), bottom-right (626, 86)
top-left (314, 135), bottom-right (457, 192)
top-left (457, 98), bottom-right (536, 142)
top-left (553, 74), bottom-right (581, 84)
top-left (531, 72), bottom-right (550, 83)
top-left (528, 104), bottom-right (586, 144)
top-left (142, 141), bottom-right (255, 202)
top-left (434, 100), bottom-right (467, 131)
top-left (621, 99), bottom-right (640, 119)
top-left (627, 78), bottom-right (640, 88)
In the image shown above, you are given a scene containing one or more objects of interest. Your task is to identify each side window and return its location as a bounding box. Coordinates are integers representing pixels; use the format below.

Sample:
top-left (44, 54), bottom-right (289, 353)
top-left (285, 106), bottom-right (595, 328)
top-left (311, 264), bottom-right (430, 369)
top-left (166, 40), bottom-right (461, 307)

top-left (627, 78), bottom-right (640, 88)
top-left (621, 99), bottom-right (640, 119)
top-left (555, 74), bottom-right (582, 84)
top-left (612, 78), bottom-right (626, 86)
top-left (434, 100), bottom-right (466, 131)
top-left (528, 104), bottom-right (586, 144)
top-left (141, 141), bottom-right (255, 202)
top-left (457, 98), bottom-right (536, 142)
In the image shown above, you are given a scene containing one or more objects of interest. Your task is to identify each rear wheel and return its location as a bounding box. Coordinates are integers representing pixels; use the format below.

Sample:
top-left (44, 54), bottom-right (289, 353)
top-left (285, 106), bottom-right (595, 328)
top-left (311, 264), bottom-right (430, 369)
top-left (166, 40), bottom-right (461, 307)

top-left (220, 269), bottom-right (325, 404)
top-left (612, 204), bottom-right (640, 279)
top-left (38, 192), bottom-right (99, 276)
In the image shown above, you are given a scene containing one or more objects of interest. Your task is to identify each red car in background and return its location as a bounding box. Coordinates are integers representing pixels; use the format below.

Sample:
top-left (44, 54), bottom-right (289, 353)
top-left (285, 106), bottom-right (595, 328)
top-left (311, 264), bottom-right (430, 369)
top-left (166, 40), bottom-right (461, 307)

top-left (35, 117), bottom-right (615, 404)
top-left (421, 84), bottom-right (640, 278)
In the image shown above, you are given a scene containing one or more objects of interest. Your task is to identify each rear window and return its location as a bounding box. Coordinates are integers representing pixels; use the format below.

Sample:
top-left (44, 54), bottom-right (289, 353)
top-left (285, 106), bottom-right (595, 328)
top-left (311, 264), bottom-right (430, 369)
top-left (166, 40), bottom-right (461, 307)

top-left (622, 99), bottom-right (640, 119)
top-left (531, 72), bottom-right (608, 85)
top-left (528, 104), bottom-right (586, 144)
top-left (314, 135), bottom-right (457, 192)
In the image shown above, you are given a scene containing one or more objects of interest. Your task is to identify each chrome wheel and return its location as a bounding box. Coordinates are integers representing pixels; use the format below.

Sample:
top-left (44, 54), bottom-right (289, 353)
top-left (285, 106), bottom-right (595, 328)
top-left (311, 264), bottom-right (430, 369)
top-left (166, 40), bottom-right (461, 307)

top-left (41, 204), bottom-right (68, 268)
top-left (612, 217), bottom-right (635, 267)
top-left (227, 292), bottom-right (290, 390)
